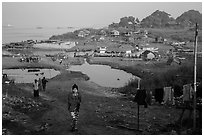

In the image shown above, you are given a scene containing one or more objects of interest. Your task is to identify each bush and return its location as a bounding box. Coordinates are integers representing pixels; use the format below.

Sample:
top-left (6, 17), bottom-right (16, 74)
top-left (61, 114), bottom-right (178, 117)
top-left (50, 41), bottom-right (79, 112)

top-left (120, 61), bottom-right (202, 97)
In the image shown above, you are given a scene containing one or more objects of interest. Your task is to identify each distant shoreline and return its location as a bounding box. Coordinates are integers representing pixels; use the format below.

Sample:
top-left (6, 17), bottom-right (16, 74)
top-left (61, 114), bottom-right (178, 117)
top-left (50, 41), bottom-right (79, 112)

top-left (2, 27), bottom-right (77, 44)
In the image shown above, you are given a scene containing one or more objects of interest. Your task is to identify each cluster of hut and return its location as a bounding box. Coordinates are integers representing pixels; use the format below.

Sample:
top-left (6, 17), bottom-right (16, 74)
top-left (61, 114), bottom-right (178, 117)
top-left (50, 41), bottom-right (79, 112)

top-left (46, 53), bottom-right (69, 62)
top-left (3, 40), bottom-right (36, 50)
top-left (19, 55), bottom-right (40, 63)
top-left (93, 45), bottom-right (160, 61)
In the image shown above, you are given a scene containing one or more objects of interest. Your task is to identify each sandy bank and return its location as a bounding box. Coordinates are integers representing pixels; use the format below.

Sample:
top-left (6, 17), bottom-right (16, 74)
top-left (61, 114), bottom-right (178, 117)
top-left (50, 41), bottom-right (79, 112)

top-left (33, 41), bottom-right (76, 49)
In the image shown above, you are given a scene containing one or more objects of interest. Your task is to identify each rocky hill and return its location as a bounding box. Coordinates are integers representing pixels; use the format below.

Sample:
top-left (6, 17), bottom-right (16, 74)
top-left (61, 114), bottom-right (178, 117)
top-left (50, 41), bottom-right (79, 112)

top-left (141, 10), bottom-right (176, 28)
top-left (109, 10), bottom-right (201, 29)
top-left (176, 10), bottom-right (202, 28)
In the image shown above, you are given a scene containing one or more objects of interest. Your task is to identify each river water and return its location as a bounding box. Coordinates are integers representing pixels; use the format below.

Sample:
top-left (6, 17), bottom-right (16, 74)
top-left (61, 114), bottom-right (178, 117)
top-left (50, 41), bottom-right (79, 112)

top-left (2, 27), bottom-right (76, 44)
top-left (3, 69), bottom-right (60, 83)
top-left (68, 60), bottom-right (139, 88)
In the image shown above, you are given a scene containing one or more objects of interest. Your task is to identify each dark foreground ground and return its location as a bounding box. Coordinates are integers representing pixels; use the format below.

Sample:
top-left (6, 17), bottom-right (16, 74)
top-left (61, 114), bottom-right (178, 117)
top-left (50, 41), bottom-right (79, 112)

top-left (2, 57), bottom-right (202, 135)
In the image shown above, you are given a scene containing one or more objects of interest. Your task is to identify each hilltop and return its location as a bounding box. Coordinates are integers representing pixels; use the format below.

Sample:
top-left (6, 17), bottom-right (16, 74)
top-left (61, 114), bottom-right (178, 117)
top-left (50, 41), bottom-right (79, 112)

top-left (109, 9), bottom-right (202, 29)
top-left (176, 10), bottom-right (202, 28)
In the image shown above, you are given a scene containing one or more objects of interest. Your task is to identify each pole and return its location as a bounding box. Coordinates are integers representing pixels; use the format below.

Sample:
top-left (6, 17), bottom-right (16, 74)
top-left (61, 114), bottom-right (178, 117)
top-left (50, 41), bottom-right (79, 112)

top-left (138, 104), bottom-right (139, 130)
top-left (49, 69), bottom-right (51, 78)
top-left (193, 23), bottom-right (198, 131)
top-left (138, 79), bottom-right (140, 89)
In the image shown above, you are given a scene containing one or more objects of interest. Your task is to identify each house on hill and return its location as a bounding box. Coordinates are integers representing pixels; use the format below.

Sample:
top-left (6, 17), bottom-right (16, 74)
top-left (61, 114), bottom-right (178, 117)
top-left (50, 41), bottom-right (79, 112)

top-left (91, 35), bottom-right (105, 41)
top-left (119, 44), bottom-right (134, 54)
top-left (110, 30), bottom-right (120, 37)
top-left (78, 30), bottom-right (90, 37)
top-left (141, 50), bottom-right (158, 60)
top-left (99, 47), bottom-right (107, 54)
top-left (78, 31), bottom-right (87, 37)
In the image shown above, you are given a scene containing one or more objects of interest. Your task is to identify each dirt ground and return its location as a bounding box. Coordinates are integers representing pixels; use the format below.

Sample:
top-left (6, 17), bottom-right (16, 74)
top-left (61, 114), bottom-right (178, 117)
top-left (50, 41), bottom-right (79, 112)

top-left (2, 56), bottom-right (201, 135)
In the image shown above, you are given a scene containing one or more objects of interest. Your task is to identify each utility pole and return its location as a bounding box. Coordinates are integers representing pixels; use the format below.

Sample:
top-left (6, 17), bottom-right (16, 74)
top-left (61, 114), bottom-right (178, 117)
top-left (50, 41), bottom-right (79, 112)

top-left (193, 23), bottom-right (198, 131)
top-left (137, 79), bottom-right (140, 89)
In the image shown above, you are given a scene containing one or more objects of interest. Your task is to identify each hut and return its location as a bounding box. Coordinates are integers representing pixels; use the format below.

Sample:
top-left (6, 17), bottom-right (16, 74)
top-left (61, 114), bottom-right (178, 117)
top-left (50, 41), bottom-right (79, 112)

top-left (141, 50), bottom-right (157, 60)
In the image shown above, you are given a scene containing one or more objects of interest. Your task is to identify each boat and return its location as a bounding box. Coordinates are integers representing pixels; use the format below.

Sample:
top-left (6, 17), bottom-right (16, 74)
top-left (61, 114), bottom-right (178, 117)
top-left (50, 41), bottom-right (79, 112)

top-left (27, 69), bottom-right (40, 72)
top-left (36, 27), bottom-right (43, 29)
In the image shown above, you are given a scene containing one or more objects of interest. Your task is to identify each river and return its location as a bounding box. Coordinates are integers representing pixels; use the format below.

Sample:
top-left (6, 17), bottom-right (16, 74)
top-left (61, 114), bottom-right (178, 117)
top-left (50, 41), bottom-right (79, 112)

top-left (68, 60), bottom-right (139, 88)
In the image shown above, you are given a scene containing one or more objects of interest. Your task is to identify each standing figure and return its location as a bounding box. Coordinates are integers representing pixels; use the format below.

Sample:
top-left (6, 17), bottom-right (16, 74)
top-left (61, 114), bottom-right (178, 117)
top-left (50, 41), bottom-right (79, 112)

top-left (38, 78), bottom-right (42, 92)
top-left (42, 77), bottom-right (48, 92)
top-left (68, 84), bottom-right (82, 131)
top-left (33, 79), bottom-right (39, 97)
top-left (60, 59), bottom-right (63, 64)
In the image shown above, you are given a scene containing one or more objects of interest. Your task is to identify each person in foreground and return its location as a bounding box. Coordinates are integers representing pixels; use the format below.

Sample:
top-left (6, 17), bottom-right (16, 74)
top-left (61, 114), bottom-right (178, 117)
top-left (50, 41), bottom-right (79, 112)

top-left (33, 79), bottom-right (39, 97)
top-left (68, 84), bottom-right (82, 132)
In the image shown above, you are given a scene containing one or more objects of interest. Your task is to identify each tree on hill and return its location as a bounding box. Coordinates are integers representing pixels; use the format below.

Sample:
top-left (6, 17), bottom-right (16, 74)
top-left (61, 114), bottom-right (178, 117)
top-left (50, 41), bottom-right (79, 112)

top-left (108, 22), bottom-right (120, 28)
top-left (135, 18), bottom-right (140, 24)
top-left (109, 16), bottom-right (140, 29)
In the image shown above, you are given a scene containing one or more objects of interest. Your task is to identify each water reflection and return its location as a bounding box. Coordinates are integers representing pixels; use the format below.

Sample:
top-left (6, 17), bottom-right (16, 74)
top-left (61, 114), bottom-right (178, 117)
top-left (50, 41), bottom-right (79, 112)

top-left (68, 61), bottom-right (138, 88)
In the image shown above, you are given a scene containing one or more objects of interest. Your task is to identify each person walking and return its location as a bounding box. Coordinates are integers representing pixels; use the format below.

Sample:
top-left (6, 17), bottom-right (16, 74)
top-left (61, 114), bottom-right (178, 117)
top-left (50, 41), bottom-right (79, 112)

top-left (68, 84), bottom-right (82, 132)
top-left (33, 79), bottom-right (39, 97)
top-left (42, 77), bottom-right (48, 92)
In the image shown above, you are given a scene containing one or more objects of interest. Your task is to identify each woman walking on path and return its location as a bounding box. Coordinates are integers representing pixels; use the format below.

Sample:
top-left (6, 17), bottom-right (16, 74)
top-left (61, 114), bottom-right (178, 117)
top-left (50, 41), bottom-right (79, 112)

top-left (68, 84), bottom-right (82, 132)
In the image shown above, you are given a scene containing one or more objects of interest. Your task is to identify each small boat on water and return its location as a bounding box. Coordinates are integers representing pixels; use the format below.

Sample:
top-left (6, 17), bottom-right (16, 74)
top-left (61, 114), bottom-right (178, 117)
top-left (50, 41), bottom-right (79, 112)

top-left (27, 69), bottom-right (40, 72)
top-left (36, 27), bottom-right (43, 29)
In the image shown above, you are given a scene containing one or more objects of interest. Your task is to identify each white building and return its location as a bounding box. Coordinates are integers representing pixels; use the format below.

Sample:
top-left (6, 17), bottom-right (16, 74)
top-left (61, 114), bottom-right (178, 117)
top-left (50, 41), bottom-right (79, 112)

top-left (99, 47), bottom-right (107, 54)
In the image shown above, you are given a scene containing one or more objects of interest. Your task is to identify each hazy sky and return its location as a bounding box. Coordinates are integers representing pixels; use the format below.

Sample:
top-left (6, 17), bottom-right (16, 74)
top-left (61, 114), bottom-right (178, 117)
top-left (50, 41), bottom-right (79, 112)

top-left (2, 2), bottom-right (202, 28)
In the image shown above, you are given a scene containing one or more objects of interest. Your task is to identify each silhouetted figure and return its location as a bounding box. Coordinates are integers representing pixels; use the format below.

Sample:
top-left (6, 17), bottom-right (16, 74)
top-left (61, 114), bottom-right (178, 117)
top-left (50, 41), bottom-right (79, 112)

top-left (42, 77), bottom-right (48, 92)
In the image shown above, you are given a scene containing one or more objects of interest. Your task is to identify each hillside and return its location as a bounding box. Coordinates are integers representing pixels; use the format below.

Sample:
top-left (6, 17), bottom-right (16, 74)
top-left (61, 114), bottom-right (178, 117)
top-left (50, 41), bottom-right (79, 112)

top-left (141, 10), bottom-right (176, 28)
top-left (49, 10), bottom-right (202, 42)
top-left (108, 10), bottom-right (201, 29)
top-left (176, 10), bottom-right (202, 28)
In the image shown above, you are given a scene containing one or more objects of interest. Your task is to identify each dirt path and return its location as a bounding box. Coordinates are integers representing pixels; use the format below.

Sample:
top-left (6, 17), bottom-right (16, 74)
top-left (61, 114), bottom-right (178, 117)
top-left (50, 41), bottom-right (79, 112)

top-left (19, 80), bottom-right (138, 135)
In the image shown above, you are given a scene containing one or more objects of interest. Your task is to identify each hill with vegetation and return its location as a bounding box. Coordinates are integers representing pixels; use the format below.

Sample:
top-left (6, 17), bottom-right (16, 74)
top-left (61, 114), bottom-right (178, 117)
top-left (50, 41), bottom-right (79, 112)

top-left (140, 10), bottom-right (176, 28)
top-left (50, 10), bottom-right (202, 42)
top-left (109, 10), bottom-right (201, 30)
top-left (176, 10), bottom-right (202, 28)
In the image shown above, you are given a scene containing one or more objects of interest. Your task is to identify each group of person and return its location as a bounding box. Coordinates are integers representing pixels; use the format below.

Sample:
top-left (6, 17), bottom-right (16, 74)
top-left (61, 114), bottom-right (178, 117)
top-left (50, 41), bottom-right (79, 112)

top-left (33, 75), bottom-right (82, 132)
top-left (33, 76), bottom-right (48, 97)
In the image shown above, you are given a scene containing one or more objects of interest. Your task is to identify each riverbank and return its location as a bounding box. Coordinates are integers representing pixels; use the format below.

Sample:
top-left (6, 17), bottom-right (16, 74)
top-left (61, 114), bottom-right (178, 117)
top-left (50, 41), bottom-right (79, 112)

top-left (87, 56), bottom-right (202, 97)
top-left (2, 56), bottom-right (84, 70)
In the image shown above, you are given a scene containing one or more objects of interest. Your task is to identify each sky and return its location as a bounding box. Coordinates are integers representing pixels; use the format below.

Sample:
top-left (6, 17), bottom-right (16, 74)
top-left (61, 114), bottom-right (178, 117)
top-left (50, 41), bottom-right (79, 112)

top-left (2, 2), bottom-right (202, 28)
